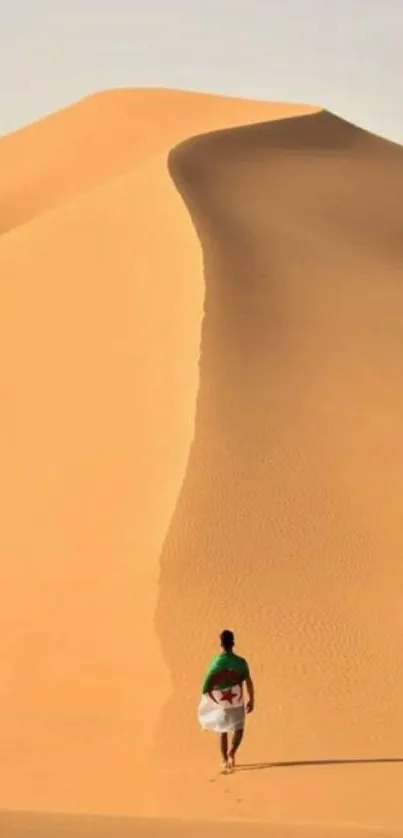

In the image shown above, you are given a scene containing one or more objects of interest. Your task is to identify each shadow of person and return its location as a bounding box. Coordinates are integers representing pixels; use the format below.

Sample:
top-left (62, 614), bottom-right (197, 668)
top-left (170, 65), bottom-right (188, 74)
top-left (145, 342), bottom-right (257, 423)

top-left (236, 757), bottom-right (403, 771)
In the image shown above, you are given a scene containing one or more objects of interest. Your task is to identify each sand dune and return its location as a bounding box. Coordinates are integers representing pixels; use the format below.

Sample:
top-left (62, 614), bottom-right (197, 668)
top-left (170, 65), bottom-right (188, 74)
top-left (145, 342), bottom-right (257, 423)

top-left (0, 91), bottom-right (315, 819)
top-left (0, 88), bottom-right (316, 233)
top-left (1, 89), bottom-right (403, 834)
top-left (155, 109), bottom-right (403, 825)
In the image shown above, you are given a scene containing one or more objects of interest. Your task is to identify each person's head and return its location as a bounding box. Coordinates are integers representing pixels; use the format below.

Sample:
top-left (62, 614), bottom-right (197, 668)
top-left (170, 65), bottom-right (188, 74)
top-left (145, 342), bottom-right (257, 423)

top-left (220, 629), bottom-right (235, 652)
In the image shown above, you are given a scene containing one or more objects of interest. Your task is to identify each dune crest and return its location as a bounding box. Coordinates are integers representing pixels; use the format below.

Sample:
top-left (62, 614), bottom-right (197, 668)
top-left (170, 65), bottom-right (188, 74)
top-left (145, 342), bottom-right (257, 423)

top-left (0, 88), bottom-right (317, 233)
top-left (1, 90), bottom-right (403, 832)
top-left (155, 108), bottom-right (403, 825)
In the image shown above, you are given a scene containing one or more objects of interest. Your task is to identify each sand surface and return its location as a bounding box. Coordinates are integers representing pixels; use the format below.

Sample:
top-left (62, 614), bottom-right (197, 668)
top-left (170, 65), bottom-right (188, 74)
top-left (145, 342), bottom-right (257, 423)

top-left (0, 811), bottom-right (399, 838)
top-left (0, 88), bottom-right (313, 233)
top-left (1, 89), bottom-right (403, 835)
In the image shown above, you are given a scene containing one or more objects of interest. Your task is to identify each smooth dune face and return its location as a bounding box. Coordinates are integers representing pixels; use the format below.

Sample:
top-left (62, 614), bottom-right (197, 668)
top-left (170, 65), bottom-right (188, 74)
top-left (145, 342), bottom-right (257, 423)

top-left (0, 152), bottom-right (203, 812)
top-left (155, 111), bottom-right (403, 822)
top-left (0, 91), bottom-right (317, 817)
top-left (1, 89), bottom-right (403, 833)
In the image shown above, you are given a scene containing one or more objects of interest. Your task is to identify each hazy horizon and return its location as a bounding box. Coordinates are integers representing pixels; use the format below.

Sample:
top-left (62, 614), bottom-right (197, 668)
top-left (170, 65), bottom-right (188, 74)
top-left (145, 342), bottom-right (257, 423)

top-left (1, 0), bottom-right (402, 142)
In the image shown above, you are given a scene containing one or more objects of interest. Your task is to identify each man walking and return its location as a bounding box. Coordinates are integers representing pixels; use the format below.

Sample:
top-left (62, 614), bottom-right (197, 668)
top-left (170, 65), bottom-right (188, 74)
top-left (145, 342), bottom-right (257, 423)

top-left (200, 630), bottom-right (255, 773)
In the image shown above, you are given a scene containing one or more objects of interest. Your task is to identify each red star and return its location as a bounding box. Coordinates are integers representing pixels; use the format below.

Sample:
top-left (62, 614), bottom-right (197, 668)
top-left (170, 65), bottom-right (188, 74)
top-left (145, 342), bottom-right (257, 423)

top-left (208, 670), bottom-right (242, 704)
top-left (220, 688), bottom-right (236, 704)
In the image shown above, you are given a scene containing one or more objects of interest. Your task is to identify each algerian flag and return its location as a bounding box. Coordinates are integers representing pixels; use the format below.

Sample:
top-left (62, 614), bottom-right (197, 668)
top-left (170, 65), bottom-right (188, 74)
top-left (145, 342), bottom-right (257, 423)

top-left (198, 683), bottom-right (244, 733)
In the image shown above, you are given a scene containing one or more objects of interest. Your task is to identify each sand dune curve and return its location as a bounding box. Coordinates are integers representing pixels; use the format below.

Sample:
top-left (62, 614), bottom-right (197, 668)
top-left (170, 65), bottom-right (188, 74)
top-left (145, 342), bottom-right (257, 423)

top-left (0, 88), bottom-right (316, 234)
top-left (1, 89), bottom-right (403, 834)
top-left (155, 109), bottom-right (403, 826)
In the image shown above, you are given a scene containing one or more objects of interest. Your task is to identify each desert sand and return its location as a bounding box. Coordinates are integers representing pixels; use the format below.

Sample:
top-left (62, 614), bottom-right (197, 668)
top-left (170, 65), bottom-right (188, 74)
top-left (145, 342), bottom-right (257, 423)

top-left (1, 89), bottom-right (403, 837)
top-left (0, 88), bottom-right (312, 233)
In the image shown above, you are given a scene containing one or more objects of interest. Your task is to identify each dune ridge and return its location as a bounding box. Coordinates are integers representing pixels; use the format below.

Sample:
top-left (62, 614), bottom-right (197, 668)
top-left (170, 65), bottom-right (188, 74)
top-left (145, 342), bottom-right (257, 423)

top-left (155, 108), bottom-right (403, 825)
top-left (0, 88), bottom-right (317, 234)
top-left (1, 89), bottom-right (403, 833)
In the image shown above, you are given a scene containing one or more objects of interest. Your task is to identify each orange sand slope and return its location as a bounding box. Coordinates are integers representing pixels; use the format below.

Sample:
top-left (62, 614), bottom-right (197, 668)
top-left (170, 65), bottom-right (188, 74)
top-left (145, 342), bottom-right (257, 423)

top-left (1, 89), bottom-right (403, 835)
top-left (0, 812), bottom-right (396, 838)
top-left (0, 88), bottom-right (316, 233)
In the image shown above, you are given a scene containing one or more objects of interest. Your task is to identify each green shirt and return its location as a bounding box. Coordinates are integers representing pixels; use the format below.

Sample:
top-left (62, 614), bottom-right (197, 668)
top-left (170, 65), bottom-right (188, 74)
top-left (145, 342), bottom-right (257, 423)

top-left (201, 652), bottom-right (250, 694)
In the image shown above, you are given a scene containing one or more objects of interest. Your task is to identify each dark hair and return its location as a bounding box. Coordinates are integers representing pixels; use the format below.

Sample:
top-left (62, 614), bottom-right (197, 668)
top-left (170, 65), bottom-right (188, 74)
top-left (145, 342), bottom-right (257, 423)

top-left (220, 629), bottom-right (235, 651)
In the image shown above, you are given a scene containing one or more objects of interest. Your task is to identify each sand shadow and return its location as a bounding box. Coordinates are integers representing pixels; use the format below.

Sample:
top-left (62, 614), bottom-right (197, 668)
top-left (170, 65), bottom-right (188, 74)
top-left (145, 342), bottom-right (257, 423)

top-left (154, 111), bottom-right (403, 764)
top-left (236, 757), bottom-right (403, 772)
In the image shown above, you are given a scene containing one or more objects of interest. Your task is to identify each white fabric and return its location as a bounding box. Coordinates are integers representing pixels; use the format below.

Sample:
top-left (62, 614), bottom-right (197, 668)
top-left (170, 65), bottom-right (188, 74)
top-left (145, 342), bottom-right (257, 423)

top-left (198, 685), bottom-right (245, 733)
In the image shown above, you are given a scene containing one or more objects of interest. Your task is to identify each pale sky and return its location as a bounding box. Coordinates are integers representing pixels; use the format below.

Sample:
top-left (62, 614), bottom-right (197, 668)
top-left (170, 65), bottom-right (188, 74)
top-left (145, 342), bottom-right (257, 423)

top-left (1, 0), bottom-right (402, 142)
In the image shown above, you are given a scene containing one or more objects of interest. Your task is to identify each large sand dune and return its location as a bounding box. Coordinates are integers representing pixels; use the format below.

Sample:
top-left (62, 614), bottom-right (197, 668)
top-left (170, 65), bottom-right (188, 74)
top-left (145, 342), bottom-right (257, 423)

top-left (1, 89), bottom-right (403, 836)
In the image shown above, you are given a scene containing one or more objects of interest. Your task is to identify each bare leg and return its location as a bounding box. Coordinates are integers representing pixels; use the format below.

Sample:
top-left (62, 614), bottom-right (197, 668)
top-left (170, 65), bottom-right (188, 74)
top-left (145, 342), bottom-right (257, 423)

top-left (227, 727), bottom-right (244, 772)
top-left (220, 733), bottom-right (228, 771)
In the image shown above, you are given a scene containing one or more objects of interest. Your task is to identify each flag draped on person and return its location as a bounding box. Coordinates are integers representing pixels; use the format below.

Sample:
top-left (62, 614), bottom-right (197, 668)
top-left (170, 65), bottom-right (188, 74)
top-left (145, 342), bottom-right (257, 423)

top-left (198, 655), bottom-right (250, 733)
